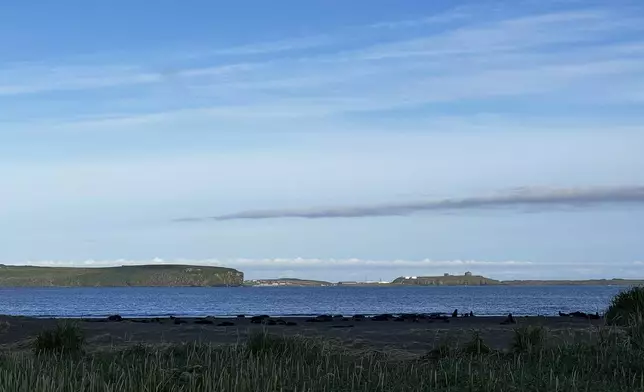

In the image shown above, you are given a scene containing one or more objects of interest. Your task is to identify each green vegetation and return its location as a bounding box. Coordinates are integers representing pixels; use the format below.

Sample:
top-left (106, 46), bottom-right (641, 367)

top-left (1, 324), bottom-right (644, 391)
top-left (606, 286), bottom-right (644, 326)
top-left (33, 322), bottom-right (85, 355)
top-left (0, 264), bottom-right (243, 287)
top-left (512, 326), bottom-right (545, 354)
top-left (463, 330), bottom-right (492, 355)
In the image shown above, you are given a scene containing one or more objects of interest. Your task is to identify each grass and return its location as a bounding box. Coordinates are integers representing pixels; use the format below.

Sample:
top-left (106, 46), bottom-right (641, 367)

top-left (512, 326), bottom-right (545, 354)
top-left (606, 286), bottom-right (644, 326)
top-left (32, 322), bottom-right (85, 355)
top-left (0, 327), bottom-right (642, 391)
top-left (463, 330), bottom-right (492, 355)
top-left (0, 264), bottom-right (242, 287)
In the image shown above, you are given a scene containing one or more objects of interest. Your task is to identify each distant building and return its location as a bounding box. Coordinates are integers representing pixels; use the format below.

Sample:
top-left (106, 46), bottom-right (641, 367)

top-left (464, 271), bottom-right (472, 276)
top-left (444, 273), bottom-right (450, 276)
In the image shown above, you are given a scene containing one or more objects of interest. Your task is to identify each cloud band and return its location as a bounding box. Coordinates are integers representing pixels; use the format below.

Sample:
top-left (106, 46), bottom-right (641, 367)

top-left (177, 185), bottom-right (644, 221)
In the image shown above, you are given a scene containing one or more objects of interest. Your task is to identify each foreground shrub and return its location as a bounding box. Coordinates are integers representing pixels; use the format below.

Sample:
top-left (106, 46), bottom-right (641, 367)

top-left (32, 322), bottom-right (85, 354)
top-left (606, 286), bottom-right (644, 326)
top-left (463, 330), bottom-right (492, 355)
top-left (245, 332), bottom-right (330, 361)
top-left (512, 325), bottom-right (545, 354)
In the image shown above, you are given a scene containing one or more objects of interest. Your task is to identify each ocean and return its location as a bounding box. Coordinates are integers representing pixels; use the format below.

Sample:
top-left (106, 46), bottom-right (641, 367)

top-left (0, 285), bottom-right (628, 318)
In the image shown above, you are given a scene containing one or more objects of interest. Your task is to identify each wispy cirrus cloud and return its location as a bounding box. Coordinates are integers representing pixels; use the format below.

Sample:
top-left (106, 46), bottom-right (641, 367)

top-left (2, 3), bottom-right (643, 114)
top-left (177, 186), bottom-right (644, 221)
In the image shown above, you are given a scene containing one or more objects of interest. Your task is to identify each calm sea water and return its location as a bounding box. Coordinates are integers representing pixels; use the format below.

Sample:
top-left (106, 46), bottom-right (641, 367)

top-left (0, 286), bottom-right (628, 318)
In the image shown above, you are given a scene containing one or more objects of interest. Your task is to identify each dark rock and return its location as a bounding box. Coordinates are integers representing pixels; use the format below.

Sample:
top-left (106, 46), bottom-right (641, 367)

top-left (315, 314), bottom-right (333, 322)
top-left (107, 314), bottom-right (123, 322)
top-left (371, 314), bottom-right (391, 321)
top-left (194, 319), bottom-right (214, 325)
top-left (264, 319), bottom-right (277, 326)
top-left (333, 314), bottom-right (343, 319)
top-left (469, 311), bottom-right (474, 317)
top-left (394, 317), bottom-right (405, 322)
top-left (500, 313), bottom-right (516, 325)
top-left (331, 325), bottom-right (354, 328)
top-left (217, 321), bottom-right (235, 327)
top-left (452, 309), bottom-right (458, 318)
top-left (236, 315), bottom-right (246, 318)
top-left (275, 319), bottom-right (287, 325)
top-left (352, 314), bottom-right (366, 320)
top-left (250, 315), bottom-right (269, 324)
top-left (174, 318), bottom-right (187, 325)
top-left (342, 318), bottom-right (350, 322)
top-left (285, 321), bottom-right (298, 326)
top-left (563, 311), bottom-right (602, 320)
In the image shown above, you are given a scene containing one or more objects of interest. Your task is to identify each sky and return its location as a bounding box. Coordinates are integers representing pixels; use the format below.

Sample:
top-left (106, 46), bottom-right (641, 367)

top-left (1, 0), bottom-right (644, 282)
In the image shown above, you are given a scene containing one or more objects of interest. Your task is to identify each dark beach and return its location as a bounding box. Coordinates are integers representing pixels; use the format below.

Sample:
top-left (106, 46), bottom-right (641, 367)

top-left (0, 313), bottom-right (606, 357)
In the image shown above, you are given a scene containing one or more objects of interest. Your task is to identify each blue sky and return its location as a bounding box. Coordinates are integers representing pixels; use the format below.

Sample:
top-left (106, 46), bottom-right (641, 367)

top-left (1, 0), bottom-right (644, 281)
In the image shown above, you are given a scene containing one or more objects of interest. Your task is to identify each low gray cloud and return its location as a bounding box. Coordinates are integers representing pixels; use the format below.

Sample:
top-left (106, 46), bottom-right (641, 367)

top-left (177, 186), bottom-right (644, 221)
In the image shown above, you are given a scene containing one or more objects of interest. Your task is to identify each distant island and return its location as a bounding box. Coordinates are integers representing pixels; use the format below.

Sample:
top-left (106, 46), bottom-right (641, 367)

top-left (244, 272), bottom-right (644, 287)
top-left (0, 264), bottom-right (244, 287)
top-left (391, 273), bottom-right (499, 286)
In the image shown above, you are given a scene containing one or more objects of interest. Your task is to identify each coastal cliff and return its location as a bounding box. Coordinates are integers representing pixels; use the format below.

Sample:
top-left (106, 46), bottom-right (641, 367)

top-left (0, 264), bottom-right (244, 287)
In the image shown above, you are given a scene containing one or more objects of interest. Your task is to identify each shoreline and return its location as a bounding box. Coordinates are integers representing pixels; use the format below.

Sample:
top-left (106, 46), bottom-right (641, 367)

top-left (1, 314), bottom-right (607, 355)
top-left (3, 310), bottom-right (602, 319)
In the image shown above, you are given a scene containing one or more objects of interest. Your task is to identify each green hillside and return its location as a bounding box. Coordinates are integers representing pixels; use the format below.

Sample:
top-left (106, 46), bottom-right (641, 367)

top-left (391, 274), bottom-right (500, 286)
top-left (0, 264), bottom-right (244, 287)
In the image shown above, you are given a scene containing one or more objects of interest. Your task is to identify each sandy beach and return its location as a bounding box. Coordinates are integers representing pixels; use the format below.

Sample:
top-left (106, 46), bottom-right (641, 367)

top-left (0, 314), bottom-right (606, 356)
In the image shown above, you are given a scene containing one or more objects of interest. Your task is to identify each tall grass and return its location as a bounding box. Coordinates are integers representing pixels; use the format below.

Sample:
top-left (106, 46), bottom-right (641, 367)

top-left (0, 329), bottom-right (643, 391)
top-left (606, 286), bottom-right (644, 326)
top-left (512, 326), bottom-right (545, 354)
top-left (32, 322), bottom-right (85, 355)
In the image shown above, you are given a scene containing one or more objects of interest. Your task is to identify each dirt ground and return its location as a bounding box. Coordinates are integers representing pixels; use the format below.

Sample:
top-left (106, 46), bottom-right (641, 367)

top-left (0, 314), bottom-right (607, 357)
